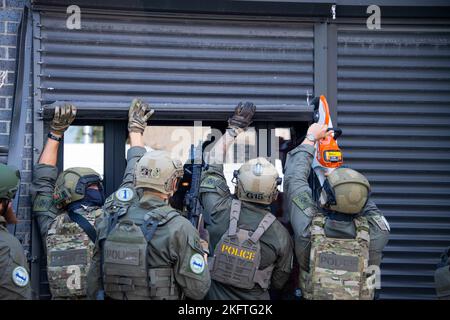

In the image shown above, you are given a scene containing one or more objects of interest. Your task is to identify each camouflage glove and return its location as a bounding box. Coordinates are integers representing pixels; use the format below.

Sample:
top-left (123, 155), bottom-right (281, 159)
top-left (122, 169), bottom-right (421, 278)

top-left (50, 104), bottom-right (77, 135)
top-left (228, 101), bottom-right (256, 130)
top-left (128, 98), bottom-right (154, 134)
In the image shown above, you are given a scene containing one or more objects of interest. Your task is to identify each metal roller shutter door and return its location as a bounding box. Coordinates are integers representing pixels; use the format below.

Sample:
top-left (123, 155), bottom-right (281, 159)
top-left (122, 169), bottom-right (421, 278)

top-left (33, 10), bottom-right (314, 120)
top-left (337, 24), bottom-right (450, 299)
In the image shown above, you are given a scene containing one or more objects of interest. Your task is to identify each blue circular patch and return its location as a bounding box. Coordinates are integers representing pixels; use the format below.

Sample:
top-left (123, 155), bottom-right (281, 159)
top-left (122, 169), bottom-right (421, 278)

top-left (12, 266), bottom-right (29, 287)
top-left (115, 187), bottom-right (134, 202)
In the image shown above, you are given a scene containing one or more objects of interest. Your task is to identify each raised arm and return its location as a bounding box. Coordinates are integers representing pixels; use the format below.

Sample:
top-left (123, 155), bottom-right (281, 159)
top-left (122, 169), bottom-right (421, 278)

top-left (31, 104), bottom-right (76, 242)
top-left (200, 102), bottom-right (256, 222)
top-left (283, 123), bottom-right (330, 237)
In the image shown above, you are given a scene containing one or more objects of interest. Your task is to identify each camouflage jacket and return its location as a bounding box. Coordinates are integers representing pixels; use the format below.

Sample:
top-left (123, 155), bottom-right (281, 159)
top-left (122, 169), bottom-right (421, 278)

top-left (0, 216), bottom-right (32, 299)
top-left (199, 164), bottom-right (294, 300)
top-left (283, 143), bottom-right (390, 271)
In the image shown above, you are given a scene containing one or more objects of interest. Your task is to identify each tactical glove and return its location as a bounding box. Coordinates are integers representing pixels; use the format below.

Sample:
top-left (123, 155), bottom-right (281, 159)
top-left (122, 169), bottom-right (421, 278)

top-left (228, 101), bottom-right (256, 130)
top-left (50, 103), bottom-right (77, 135)
top-left (128, 98), bottom-right (154, 134)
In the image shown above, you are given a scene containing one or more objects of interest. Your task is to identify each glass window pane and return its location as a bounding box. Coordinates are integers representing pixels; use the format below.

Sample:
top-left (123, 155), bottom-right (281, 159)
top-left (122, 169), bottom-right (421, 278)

top-left (125, 125), bottom-right (212, 164)
top-left (64, 125), bottom-right (104, 178)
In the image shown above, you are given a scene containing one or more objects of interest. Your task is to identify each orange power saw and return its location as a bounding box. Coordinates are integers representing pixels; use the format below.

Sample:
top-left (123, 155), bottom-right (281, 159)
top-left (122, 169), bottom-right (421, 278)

top-left (310, 95), bottom-right (344, 187)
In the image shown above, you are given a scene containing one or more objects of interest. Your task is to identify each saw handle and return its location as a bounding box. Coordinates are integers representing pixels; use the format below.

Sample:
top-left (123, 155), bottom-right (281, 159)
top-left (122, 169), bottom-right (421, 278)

top-left (327, 128), bottom-right (342, 140)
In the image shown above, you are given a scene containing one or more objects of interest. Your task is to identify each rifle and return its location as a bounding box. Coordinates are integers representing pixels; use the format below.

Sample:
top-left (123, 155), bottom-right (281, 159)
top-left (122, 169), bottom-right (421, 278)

top-left (184, 142), bottom-right (206, 229)
top-left (174, 136), bottom-right (214, 230)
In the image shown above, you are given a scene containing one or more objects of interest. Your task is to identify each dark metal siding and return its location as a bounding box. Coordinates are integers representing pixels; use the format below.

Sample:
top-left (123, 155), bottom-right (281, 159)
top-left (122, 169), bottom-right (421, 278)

top-left (36, 11), bottom-right (313, 119)
top-left (337, 24), bottom-right (450, 299)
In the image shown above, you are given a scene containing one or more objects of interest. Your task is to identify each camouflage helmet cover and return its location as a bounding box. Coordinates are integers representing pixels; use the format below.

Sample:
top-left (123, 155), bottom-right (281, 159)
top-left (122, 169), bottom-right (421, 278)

top-left (323, 167), bottom-right (370, 214)
top-left (235, 157), bottom-right (281, 205)
top-left (134, 150), bottom-right (184, 195)
top-left (0, 163), bottom-right (20, 200)
top-left (54, 167), bottom-right (103, 207)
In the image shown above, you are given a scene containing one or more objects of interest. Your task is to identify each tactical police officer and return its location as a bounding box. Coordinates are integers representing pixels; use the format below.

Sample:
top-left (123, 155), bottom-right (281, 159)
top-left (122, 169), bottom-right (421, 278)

top-left (87, 99), bottom-right (211, 300)
top-left (199, 102), bottom-right (293, 300)
top-left (0, 164), bottom-right (32, 299)
top-left (284, 123), bottom-right (390, 300)
top-left (31, 104), bottom-right (105, 299)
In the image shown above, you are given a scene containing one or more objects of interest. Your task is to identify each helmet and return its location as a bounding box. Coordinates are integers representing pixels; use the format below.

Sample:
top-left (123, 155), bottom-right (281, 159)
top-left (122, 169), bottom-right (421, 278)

top-left (134, 150), bottom-right (184, 195)
top-left (234, 157), bottom-right (281, 205)
top-left (53, 167), bottom-right (103, 208)
top-left (0, 163), bottom-right (20, 200)
top-left (320, 167), bottom-right (370, 214)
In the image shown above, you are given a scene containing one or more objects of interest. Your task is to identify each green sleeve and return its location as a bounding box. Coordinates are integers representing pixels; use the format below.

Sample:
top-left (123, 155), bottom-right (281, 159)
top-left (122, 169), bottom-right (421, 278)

top-left (270, 228), bottom-right (294, 290)
top-left (172, 219), bottom-right (211, 300)
top-left (364, 200), bottom-right (390, 266)
top-left (283, 144), bottom-right (319, 238)
top-left (119, 146), bottom-right (147, 189)
top-left (31, 164), bottom-right (60, 244)
top-left (86, 212), bottom-right (108, 299)
top-left (199, 164), bottom-right (232, 224)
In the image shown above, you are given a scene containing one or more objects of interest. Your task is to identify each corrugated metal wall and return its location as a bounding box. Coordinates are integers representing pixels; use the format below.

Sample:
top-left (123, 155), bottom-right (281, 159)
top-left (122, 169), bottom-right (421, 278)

top-left (337, 24), bottom-right (450, 299)
top-left (35, 11), bottom-right (313, 116)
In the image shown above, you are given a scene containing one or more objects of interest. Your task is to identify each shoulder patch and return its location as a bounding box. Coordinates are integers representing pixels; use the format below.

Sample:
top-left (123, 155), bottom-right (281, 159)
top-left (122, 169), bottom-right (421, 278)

top-left (33, 195), bottom-right (53, 212)
top-left (370, 215), bottom-right (390, 232)
top-left (200, 176), bottom-right (220, 189)
top-left (189, 253), bottom-right (206, 274)
top-left (12, 266), bottom-right (29, 287)
top-left (115, 187), bottom-right (134, 202)
top-left (292, 192), bottom-right (315, 212)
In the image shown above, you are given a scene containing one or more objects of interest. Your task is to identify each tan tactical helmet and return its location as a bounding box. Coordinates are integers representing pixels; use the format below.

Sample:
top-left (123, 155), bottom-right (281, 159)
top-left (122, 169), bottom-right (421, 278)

top-left (134, 150), bottom-right (184, 195)
top-left (321, 167), bottom-right (371, 214)
top-left (53, 167), bottom-right (103, 208)
top-left (234, 157), bottom-right (281, 205)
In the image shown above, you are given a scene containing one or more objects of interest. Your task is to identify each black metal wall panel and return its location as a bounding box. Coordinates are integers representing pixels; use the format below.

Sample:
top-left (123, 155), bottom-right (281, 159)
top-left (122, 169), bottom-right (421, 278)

top-left (337, 24), bottom-right (450, 299)
top-left (36, 11), bottom-right (313, 120)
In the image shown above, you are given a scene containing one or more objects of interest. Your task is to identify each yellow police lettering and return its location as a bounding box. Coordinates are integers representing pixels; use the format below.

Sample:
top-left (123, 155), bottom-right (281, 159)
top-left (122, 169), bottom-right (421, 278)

top-left (220, 244), bottom-right (255, 261)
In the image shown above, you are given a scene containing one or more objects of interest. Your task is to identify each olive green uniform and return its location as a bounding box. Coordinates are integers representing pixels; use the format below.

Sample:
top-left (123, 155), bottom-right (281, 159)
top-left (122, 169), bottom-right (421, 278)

top-left (0, 216), bottom-right (32, 299)
top-left (30, 164), bottom-right (61, 244)
top-left (284, 144), bottom-right (390, 276)
top-left (87, 146), bottom-right (211, 300)
top-left (199, 164), bottom-right (293, 300)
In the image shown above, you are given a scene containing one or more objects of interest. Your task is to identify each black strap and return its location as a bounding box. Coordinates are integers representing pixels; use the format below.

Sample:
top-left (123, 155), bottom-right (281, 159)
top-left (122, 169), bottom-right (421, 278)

top-left (141, 218), bottom-right (159, 243)
top-left (97, 238), bottom-right (105, 300)
top-left (107, 212), bottom-right (119, 234)
top-left (68, 210), bottom-right (97, 243)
